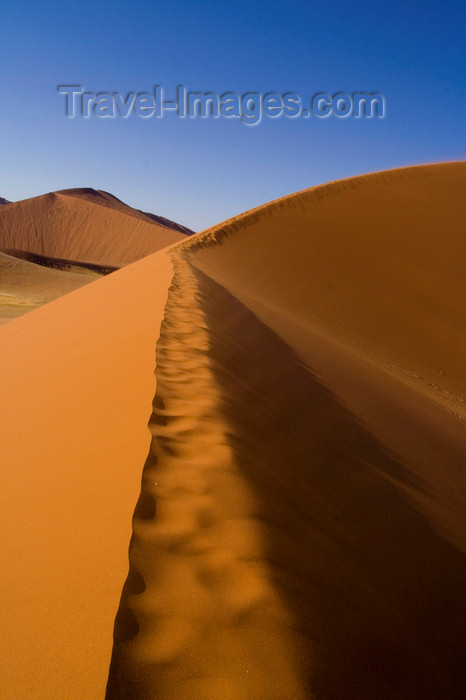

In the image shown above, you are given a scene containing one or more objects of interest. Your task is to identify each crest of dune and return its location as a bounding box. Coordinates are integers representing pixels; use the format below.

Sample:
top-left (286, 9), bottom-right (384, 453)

top-left (0, 163), bottom-right (465, 699)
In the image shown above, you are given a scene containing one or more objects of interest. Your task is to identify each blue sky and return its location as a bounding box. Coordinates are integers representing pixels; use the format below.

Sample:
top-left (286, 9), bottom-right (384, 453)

top-left (1, 0), bottom-right (464, 230)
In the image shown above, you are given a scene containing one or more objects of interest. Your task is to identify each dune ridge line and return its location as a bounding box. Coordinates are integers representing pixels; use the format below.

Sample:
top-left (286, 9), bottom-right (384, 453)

top-left (106, 255), bottom-right (306, 699)
top-left (107, 161), bottom-right (466, 698)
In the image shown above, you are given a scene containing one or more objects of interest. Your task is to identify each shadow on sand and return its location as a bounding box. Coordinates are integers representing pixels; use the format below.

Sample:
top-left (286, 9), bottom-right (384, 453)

top-left (193, 265), bottom-right (466, 700)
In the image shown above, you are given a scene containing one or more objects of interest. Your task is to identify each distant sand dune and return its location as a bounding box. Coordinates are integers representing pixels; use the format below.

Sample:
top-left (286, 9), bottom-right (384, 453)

top-left (1, 163), bottom-right (465, 699)
top-left (56, 188), bottom-right (194, 236)
top-left (0, 190), bottom-right (186, 266)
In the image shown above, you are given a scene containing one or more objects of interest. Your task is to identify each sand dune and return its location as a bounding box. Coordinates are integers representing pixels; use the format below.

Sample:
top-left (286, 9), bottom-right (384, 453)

top-left (56, 188), bottom-right (194, 236)
top-left (0, 190), bottom-right (187, 266)
top-left (107, 260), bottom-right (305, 699)
top-left (0, 197), bottom-right (10, 206)
top-left (1, 163), bottom-right (465, 699)
top-left (108, 163), bottom-right (466, 699)
top-left (184, 162), bottom-right (466, 400)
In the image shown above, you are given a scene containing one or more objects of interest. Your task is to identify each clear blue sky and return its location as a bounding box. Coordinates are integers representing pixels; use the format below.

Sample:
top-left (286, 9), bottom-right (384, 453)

top-left (1, 0), bottom-right (464, 230)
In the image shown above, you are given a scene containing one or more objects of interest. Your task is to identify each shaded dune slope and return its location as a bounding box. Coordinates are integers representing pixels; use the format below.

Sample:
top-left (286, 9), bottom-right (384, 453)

top-left (108, 163), bottom-right (466, 699)
top-left (0, 191), bottom-right (186, 266)
top-left (191, 269), bottom-right (465, 699)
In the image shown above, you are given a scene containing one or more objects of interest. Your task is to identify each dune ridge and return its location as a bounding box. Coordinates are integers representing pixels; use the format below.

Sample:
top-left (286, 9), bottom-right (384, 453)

top-left (0, 162), bottom-right (465, 698)
top-left (180, 162), bottom-right (466, 399)
top-left (108, 162), bottom-right (466, 699)
top-left (179, 162), bottom-right (466, 550)
top-left (107, 258), bottom-right (306, 699)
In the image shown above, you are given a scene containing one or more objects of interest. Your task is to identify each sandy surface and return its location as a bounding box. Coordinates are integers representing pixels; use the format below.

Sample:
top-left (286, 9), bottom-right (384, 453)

top-left (0, 251), bottom-right (173, 698)
top-left (185, 162), bottom-right (466, 399)
top-left (107, 259), bottom-right (306, 699)
top-left (1, 163), bottom-right (465, 699)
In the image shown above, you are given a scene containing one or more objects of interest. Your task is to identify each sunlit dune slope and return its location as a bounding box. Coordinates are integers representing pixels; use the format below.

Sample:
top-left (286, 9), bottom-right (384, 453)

top-left (0, 190), bottom-right (186, 266)
top-left (57, 188), bottom-right (194, 236)
top-left (0, 250), bottom-right (102, 321)
top-left (108, 163), bottom-right (466, 700)
top-left (0, 249), bottom-right (173, 699)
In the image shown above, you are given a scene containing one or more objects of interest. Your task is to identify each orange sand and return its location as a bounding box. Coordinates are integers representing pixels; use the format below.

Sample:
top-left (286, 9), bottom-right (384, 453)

top-left (1, 163), bottom-right (465, 699)
top-left (0, 251), bottom-right (173, 698)
top-left (109, 163), bottom-right (466, 699)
